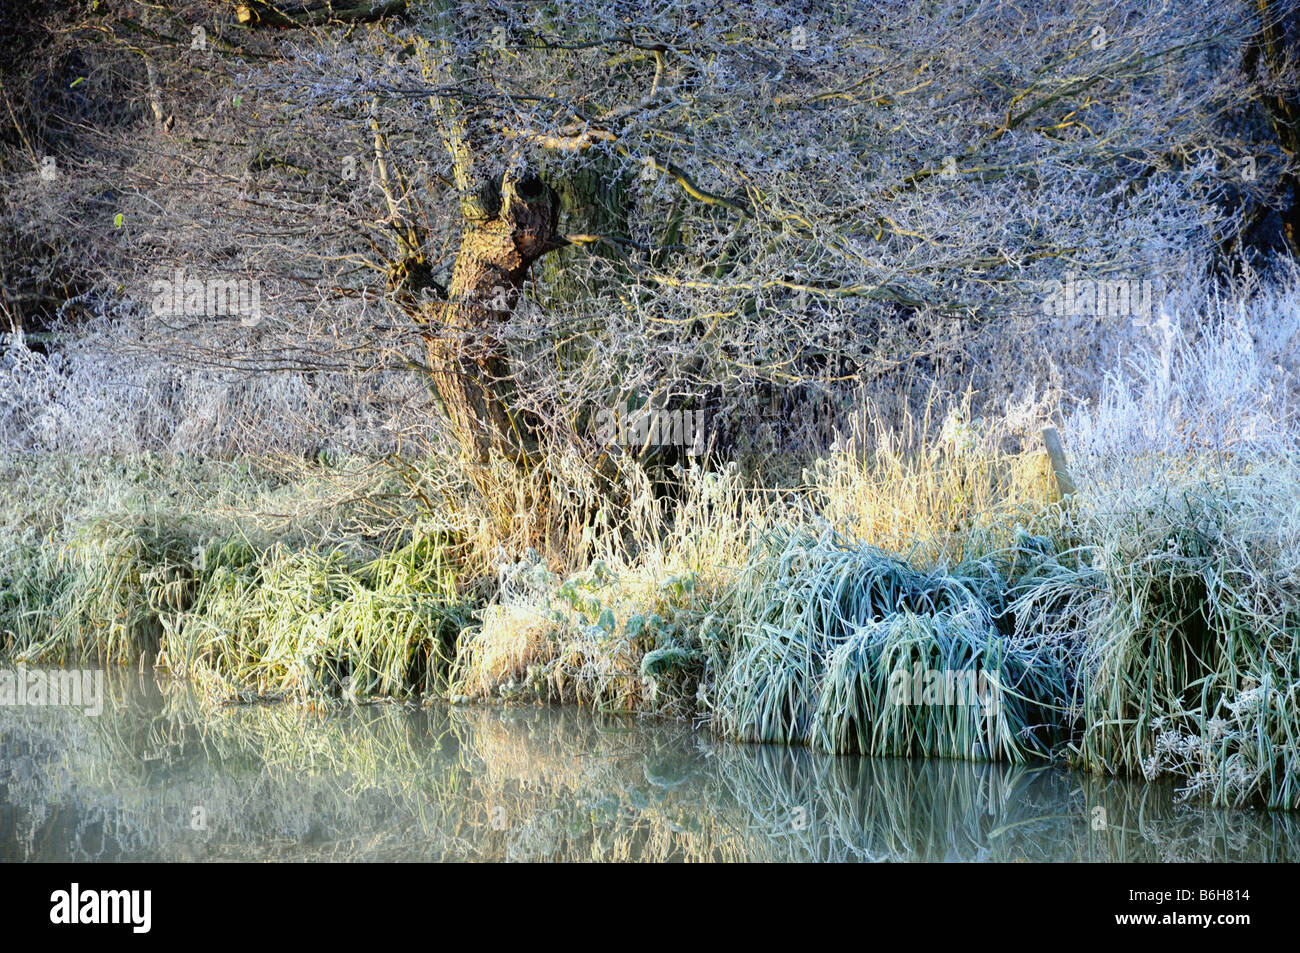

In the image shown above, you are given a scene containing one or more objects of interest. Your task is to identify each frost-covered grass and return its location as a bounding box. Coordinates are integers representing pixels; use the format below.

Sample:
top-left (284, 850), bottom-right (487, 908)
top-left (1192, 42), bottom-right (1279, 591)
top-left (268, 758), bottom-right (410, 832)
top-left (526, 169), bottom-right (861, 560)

top-left (3, 278), bottom-right (1300, 806)
top-left (1064, 266), bottom-right (1300, 485)
top-left (712, 528), bottom-right (1074, 762)
top-left (1012, 464), bottom-right (1300, 808)
top-left (0, 312), bottom-right (438, 456)
top-left (0, 454), bottom-right (476, 701)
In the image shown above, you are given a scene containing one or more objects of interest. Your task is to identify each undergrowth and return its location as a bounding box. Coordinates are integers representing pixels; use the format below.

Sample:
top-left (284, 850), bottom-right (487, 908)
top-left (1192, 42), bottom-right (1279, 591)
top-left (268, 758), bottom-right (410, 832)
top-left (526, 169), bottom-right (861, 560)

top-left (3, 333), bottom-right (1299, 808)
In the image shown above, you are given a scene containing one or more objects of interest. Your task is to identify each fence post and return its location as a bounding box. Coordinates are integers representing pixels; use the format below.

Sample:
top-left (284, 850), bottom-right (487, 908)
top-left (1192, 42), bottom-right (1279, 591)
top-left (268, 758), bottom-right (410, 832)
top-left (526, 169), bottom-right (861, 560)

top-left (1041, 426), bottom-right (1077, 498)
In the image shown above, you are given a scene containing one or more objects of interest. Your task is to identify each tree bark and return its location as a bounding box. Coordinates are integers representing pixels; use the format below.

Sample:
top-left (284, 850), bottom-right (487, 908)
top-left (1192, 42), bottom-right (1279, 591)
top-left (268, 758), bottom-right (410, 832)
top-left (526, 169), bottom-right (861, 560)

top-left (424, 169), bottom-right (561, 462)
top-left (1246, 0), bottom-right (1300, 256)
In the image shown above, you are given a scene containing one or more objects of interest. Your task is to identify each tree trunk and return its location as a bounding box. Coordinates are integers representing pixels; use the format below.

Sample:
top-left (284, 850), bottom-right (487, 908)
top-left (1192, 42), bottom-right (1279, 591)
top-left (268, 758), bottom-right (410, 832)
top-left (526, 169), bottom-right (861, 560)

top-left (424, 169), bottom-right (560, 462)
top-left (1247, 0), bottom-right (1300, 256)
top-left (535, 155), bottom-right (631, 292)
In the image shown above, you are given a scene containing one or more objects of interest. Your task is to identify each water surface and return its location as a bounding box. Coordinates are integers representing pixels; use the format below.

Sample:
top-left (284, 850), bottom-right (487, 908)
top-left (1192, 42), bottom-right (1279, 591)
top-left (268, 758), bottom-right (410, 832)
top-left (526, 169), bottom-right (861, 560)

top-left (1, 672), bottom-right (1295, 861)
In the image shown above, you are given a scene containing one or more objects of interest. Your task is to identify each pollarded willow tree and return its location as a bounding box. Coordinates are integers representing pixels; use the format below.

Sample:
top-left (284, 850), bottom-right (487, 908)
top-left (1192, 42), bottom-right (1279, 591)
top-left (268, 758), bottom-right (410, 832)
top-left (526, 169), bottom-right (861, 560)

top-left (5, 0), bottom-right (1298, 464)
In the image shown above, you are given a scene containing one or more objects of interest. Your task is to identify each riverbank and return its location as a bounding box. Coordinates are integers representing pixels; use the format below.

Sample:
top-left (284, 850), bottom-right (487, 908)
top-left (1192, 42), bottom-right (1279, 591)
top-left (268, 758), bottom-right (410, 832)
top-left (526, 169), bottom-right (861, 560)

top-left (3, 422), bottom-right (1298, 809)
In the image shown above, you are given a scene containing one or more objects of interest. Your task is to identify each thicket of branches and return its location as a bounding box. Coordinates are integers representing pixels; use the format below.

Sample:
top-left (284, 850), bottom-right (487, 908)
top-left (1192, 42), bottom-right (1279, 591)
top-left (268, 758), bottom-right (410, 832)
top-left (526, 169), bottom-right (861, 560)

top-left (1, 0), bottom-right (1298, 460)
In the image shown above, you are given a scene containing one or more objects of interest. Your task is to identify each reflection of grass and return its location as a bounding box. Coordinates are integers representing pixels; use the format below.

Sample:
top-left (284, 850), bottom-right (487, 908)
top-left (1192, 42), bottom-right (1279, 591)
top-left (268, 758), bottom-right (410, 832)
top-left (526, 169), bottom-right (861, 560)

top-left (2, 671), bottom-right (1297, 862)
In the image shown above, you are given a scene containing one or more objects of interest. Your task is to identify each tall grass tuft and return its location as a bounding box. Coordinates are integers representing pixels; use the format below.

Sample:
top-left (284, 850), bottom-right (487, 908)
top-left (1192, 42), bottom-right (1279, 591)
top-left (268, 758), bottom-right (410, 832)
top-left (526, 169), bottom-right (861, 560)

top-left (12, 518), bottom-right (199, 665)
top-left (0, 453), bottom-right (475, 701)
top-left (811, 604), bottom-right (1069, 762)
top-left (712, 529), bottom-right (1071, 758)
top-left (813, 399), bottom-right (1056, 563)
top-left (164, 532), bottom-right (472, 700)
top-left (1013, 461), bottom-right (1300, 807)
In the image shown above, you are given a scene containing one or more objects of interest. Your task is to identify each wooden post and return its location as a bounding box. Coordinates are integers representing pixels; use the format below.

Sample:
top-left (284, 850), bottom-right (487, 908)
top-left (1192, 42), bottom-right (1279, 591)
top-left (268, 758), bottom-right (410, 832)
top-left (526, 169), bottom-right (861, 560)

top-left (1041, 426), bottom-right (1077, 498)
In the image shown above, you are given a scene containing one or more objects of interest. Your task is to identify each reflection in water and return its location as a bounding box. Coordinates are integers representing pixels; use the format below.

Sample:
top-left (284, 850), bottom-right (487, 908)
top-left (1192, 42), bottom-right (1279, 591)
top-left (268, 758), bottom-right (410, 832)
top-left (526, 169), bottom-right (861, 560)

top-left (1, 671), bottom-right (1295, 862)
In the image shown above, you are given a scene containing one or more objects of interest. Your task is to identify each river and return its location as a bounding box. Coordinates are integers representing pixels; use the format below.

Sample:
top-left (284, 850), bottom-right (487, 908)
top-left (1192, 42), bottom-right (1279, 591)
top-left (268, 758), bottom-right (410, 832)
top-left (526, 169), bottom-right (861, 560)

top-left (1, 671), bottom-right (1294, 862)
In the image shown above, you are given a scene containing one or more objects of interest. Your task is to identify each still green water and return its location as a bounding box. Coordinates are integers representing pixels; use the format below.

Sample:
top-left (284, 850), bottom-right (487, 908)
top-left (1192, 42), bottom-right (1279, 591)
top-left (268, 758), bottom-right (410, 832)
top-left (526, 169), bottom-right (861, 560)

top-left (1, 671), bottom-right (1295, 862)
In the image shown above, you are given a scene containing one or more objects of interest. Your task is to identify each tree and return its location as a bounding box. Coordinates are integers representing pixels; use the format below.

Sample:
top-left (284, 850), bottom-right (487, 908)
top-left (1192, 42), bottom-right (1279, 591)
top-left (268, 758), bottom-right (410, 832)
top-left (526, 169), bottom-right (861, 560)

top-left (3, 0), bottom-right (1298, 465)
